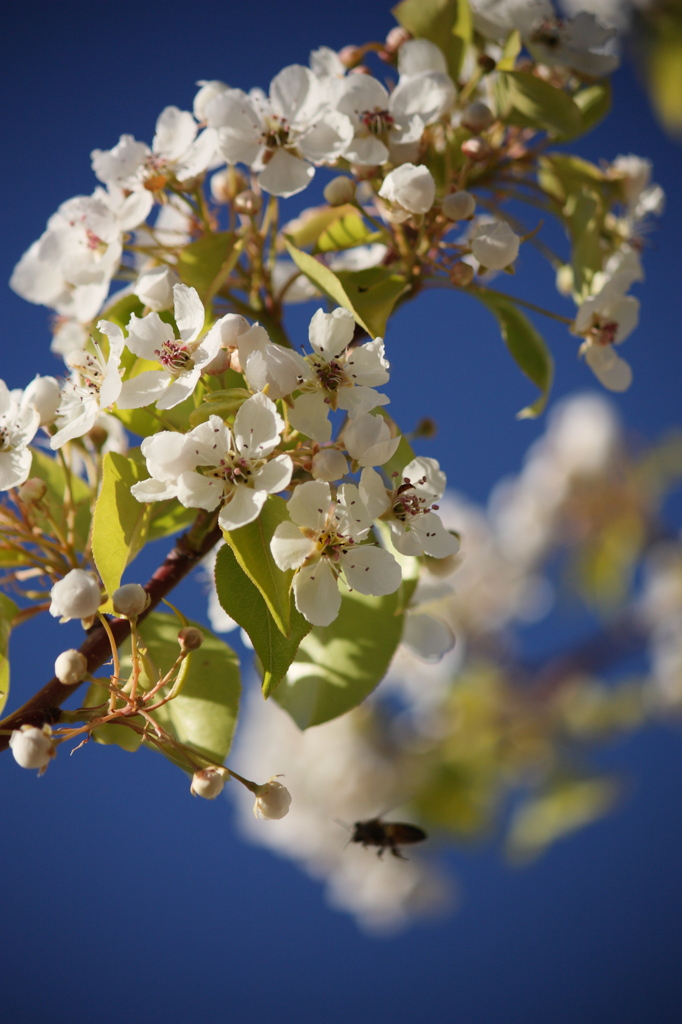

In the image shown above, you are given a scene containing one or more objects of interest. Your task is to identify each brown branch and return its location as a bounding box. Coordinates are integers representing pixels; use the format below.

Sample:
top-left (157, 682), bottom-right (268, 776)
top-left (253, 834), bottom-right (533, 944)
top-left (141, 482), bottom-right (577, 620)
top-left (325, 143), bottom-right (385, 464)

top-left (0, 511), bottom-right (222, 753)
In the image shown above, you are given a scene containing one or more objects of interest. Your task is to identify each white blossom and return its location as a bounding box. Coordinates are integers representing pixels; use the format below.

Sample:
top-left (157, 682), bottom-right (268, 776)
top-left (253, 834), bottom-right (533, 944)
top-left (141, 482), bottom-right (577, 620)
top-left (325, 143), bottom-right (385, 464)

top-left (92, 107), bottom-right (217, 192)
top-left (471, 220), bottom-right (520, 270)
top-left (50, 323), bottom-right (124, 448)
top-left (117, 284), bottom-right (219, 411)
top-left (136, 397), bottom-right (292, 532)
top-left (360, 458), bottom-right (461, 558)
top-left (253, 778), bottom-right (292, 820)
top-left (205, 67), bottom-right (354, 198)
top-left (0, 381), bottom-right (40, 491)
top-left (9, 725), bottom-right (56, 771)
top-left (238, 323), bottom-right (309, 401)
top-left (572, 274), bottom-right (639, 391)
top-left (193, 80), bottom-right (230, 123)
top-left (397, 39), bottom-right (449, 77)
top-left (288, 308), bottom-right (390, 443)
top-left (336, 70), bottom-right (455, 166)
top-left (270, 480), bottom-right (402, 627)
top-left (378, 163), bottom-right (436, 218)
top-left (134, 265), bottom-right (180, 312)
top-left (49, 569), bottom-right (101, 622)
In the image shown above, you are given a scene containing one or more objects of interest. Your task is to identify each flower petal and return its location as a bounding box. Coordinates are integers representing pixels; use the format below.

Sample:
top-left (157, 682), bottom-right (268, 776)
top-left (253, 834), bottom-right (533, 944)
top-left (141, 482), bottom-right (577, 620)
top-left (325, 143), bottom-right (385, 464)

top-left (293, 560), bottom-right (341, 626)
top-left (219, 485), bottom-right (267, 531)
top-left (287, 479), bottom-right (331, 531)
top-left (340, 544), bottom-right (402, 596)
top-left (271, 521), bottom-right (314, 571)
top-left (173, 284), bottom-right (205, 343)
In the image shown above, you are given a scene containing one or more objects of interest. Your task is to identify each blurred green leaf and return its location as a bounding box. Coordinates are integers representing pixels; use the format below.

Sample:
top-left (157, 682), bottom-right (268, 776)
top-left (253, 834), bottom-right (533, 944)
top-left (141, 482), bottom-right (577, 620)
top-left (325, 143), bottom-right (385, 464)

top-left (30, 449), bottom-right (91, 552)
top-left (0, 593), bottom-right (18, 716)
top-left (335, 267), bottom-right (407, 339)
top-left (177, 231), bottom-right (235, 299)
top-left (475, 290), bottom-right (554, 417)
top-left (284, 238), bottom-right (374, 336)
top-left (499, 71), bottom-right (582, 137)
top-left (506, 777), bottom-right (619, 862)
top-left (215, 543), bottom-right (311, 698)
top-left (282, 204), bottom-right (357, 250)
top-left (393, 0), bottom-right (470, 78)
top-left (316, 213), bottom-right (377, 253)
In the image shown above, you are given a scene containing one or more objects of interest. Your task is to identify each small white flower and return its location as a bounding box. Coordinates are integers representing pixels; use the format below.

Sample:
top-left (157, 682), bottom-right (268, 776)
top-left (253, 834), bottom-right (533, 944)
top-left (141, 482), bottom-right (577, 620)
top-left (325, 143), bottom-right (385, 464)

top-left (50, 324), bottom-right (124, 448)
top-left (238, 323), bottom-right (309, 401)
top-left (288, 308), bottom-right (390, 443)
top-left (134, 265), bottom-right (181, 312)
top-left (572, 274), bottom-right (639, 392)
top-left (336, 70), bottom-right (455, 166)
top-left (343, 413), bottom-right (400, 468)
top-left (118, 284), bottom-right (219, 411)
top-left (360, 458), bottom-right (461, 558)
top-left (139, 396), bottom-right (292, 533)
top-left (471, 220), bottom-right (520, 271)
top-left (54, 649), bottom-right (88, 685)
top-left (378, 164), bottom-right (435, 218)
top-left (205, 67), bottom-right (354, 198)
top-left (9, 725), bottom-right (56, 772)
top-left (270, 480), bottom-right (402, 627)
top-left (191, 768), bottom-right (226, 799)
top-left (253, 778), bottom-right (292, 819)
top-left (112, 584), bottom-right (149, 619)
top-left (0, 381), bottom-right (40, 491)
top-left (49, 569), bottom-right (101, 622)
top-left (92, 107), bottom-right (217, 191)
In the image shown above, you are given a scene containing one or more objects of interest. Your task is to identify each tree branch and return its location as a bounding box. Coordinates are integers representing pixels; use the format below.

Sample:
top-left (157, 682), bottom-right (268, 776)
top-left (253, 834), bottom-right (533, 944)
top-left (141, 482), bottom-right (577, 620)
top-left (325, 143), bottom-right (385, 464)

top-left (0, 511), bottom-right (222, 753)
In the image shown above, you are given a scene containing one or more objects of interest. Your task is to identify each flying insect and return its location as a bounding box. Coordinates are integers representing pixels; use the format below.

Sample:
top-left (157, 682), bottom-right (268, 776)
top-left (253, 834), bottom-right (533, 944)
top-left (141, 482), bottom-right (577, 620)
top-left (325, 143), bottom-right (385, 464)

top-left (350, 817), bottom-right (427, 859)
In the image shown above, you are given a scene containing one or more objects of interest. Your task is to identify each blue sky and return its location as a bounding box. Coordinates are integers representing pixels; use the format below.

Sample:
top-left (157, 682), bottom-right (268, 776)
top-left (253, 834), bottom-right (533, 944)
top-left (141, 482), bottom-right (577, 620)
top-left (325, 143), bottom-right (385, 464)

top-left (2, 3), bottom-right (682, 1022)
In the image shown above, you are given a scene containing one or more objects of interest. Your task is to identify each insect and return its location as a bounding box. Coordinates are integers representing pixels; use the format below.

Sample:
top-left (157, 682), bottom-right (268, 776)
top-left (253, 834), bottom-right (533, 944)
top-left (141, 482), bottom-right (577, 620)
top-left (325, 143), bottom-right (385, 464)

top-left (350, 817), bottom-right (427, 860)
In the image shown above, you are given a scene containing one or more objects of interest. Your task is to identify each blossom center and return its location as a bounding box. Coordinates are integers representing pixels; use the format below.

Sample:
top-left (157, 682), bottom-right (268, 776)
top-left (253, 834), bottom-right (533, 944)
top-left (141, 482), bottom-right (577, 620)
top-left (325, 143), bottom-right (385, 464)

top-left (315, 525), bottom-right (353, 562)
top-left (311, 355), bottom-right (348, 394)
top-left (360, 108), bottom-right (394, 136)
top-left (530, 18), bottom-right (566, 48)
top-left (393, 475), bottom-right (437, 521)
top-left (0, 423), bottom-right (13, 451)
top-left (261, 116), bottom-right (292, 150)
top-left (69, 352), bottom-right (105, 394)
top-left (588, 316), bottom-right (619, 346)
top-left (155, 340), bottom-right (193, 375)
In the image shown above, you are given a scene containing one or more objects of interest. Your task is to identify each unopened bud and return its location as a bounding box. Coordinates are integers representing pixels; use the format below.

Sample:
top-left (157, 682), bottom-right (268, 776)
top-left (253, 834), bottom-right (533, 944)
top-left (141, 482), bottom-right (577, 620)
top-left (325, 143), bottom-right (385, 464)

top-left (385, 26), bottom-right (411, 53)
top-left (412, 417), bottom-right (438, 439)
top-left (54, 649), bottom-right (88, 685)
top-left (324, 176), bottom-right (356, 207)
top-left (49, 569), bottom-right (101, 622)
top-left (338, 45), bottom-right (362, 68)
top-left (112, 583), bottom-right (149, 619)
top-left (461, 137), bottom-right (491, 162)
top-left (253, 778), bottom-right (292, 820)
top-left (234, 190), bottom-right (262, 216)
top-left (9, 724), bottom-right (55, 771)
top-left (17, 477), bottom-right (47, 504)
top-left (471, 220), bottom-right (520, 270)
top-left (134, 265), bottom-right (180, 312)
top-left (312, 448), bottom-right (349, 482)
top-left (461, 102), bottom-right (494, 133)
top-left (191, 768), bottom-right (226, 799)
top-left (178, 626), bottom-right (204, 652)
top-left (87, 424), bottom-right (109, 450)
top-left (211, 167), bottom-right (249, 204)
top-left (449, 261), bottom-right (475, 287)
top-left (442, 190), bottom-right (476, 221)
top-left (22, 375), bottom-right (61, 426)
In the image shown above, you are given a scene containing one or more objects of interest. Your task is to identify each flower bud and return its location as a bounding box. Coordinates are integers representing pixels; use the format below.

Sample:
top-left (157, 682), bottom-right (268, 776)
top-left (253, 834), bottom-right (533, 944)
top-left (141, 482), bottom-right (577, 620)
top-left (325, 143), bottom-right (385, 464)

top-left (378, 163), bottom-right (435, 216)
top-left (477, 53), bottom-right (497, 73)
top-left (178, 626), bottom-right (204, 652)
top-left (449, 261), bottom-right (475, 287)
top-left (461, 102), bottom-right (494, 133)
top-left (54, 649), bottom-right (88, 685)
top-left (442, 190), bottom-right (476, 221)
top-left (344, 413), bottom-right (400, 468)
top-left (234, 190), bottom-right (262, 216)
top-left (323, 176), bottom-right (356, 207)
top-left (193, 79), bottom-right (229, 122)
top-left (112, 583), bottom-right (149, 619)
top-left (49, 569), bottom-right (101, 622)
top-left (384, 26), bottom-right (411, 53)
top-left (253, 778), bottom-right (292, 820)
top-left (461, 137), bottom-right (491, 162)
top-left (312, 448), bottom-right (349, 482)
top-left (338, 45), bottom-right (362, 68)
top-left (9, 725), bottom-right (55, 770)
top-left (134, 266), bottom-right (180, 312)
top-left (17, 477), bottom-right (47, 504)
top-left (22, 375), bottom-right (61, 426)
top-left (471, 221), bottom-right (520, 271)
top-left (191, 768), bottom-right (225, 799)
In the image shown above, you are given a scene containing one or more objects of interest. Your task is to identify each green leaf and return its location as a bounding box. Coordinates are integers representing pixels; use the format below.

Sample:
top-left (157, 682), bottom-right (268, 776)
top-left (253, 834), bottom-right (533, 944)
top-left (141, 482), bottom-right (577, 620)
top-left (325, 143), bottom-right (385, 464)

top-left (393, 0), bottom-right (469, 78)
top-left (334, 267), bottom-right (408, 339)
top-left (91, 451), bottom-right (152, 595)
top-left (223, 495), bottom-right (294, 636)
top-left (572, 82), bottom-right (611, 138)
top-left (177, 231), bottom-right (236, 299)
top-left (274, 578), bottom-right (417, 729)
top-left (30, 449), bottom-right (92, 553)
top-left (282, 204), bottom-right (357, 250)
top-left (84, 613), bottom-right (241, 764)
top-left (0, 593), bottom-right (18, 715)
top-left (99, 292), bottom-right (145, 331)
top-left (283, 237), bottom-right (374, 336)
top-left (499, 71), bottom-right (582, 137)
top-left (316, 213), bottom-right (377, 253)
top-left (537, 153), bottom-right (606, 205)
top-left (214, 543), bottom-right (312, 698)
top-left (497, 29), bottom-right (521, 71)
top-left (475, 290), bottom-right (554, 418)
top-left (565, 187), bottom-right (605, 298)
